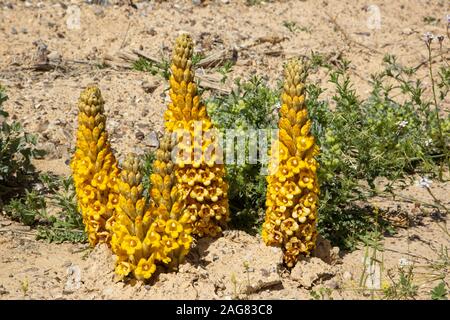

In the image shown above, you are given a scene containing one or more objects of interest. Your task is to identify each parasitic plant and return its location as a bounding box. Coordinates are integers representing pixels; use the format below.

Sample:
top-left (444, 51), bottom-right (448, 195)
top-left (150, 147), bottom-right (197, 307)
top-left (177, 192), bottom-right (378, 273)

top-left (111, 138), bottom-right (193, 281)
top-left (164, 34), bottom-right (230, 237)
top-left (262, 59), bottom-right (320, 268)
top-left (111, 153), bottom-right (155, 280)
top-left (71, 86), bottom-right (120, 246)
top-left (148, 133), bottom-right (193, 270)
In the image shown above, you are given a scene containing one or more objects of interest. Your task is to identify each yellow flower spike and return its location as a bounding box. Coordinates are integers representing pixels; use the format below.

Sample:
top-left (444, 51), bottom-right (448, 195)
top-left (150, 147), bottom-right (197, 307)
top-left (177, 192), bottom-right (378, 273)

top-left (71, 86), bottom-right (120, 247)
top-left (151, 219), bottom-right (166, 233)
top-left (262, 59), bottom-right (320, 268)
top-left (90, 201), bottom-right (106, 221)
top-left (198, 204), bottom-right (214, 219)
top-left (111, 152), bottom-right (167, 281)
top-left (283, 181), bottom-right (301, 198)
top-left (276, 166), bottom-right (294, 183)
top-left (163, 34), bottom-right (229, 238)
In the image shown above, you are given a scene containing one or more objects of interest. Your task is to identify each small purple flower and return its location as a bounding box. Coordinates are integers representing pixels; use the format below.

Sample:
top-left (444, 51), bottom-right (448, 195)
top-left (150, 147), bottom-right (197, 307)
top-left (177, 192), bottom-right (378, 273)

top-left (447, 14), bottom-right (450, 24)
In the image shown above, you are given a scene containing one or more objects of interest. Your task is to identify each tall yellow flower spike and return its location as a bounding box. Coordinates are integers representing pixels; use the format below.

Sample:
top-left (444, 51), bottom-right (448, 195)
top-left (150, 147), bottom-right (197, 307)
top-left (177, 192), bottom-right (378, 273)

top-left (149, 133), bottom-right (193, 270)
top-left (111, 144), bottom-right (193, 281)
top-left (164, 34), bottom-right (229, 237)
top-left (110, 153), bottom-right (158, 281)
top-left (262, 59), bottom-right (320, 268)
top-left (71, 86), bottom-right (120, 246)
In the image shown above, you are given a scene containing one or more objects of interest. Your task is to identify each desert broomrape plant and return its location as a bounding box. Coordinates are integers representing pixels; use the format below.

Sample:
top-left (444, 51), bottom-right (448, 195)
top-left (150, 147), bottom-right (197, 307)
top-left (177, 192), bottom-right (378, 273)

top-left (110, 153), bottom-right (155, 280)
top-left (71, 86), bottom-right (120, 246)
top-left (262, 59), bottom-right (320, 268)
top-left (111, 140), bottom-right (193, 281)
top-left (164, 34), bottom-right (230, 237)
top-left (148, 133), bottom-right (193, 270)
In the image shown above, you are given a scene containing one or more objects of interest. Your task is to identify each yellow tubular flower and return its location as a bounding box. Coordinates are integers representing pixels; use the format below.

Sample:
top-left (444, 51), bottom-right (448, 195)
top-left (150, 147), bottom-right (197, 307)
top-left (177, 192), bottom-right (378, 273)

top-left (164, 34), bottom-right (230, 238)
top-left (111, 153), bottom-right (154, 280)
top-left (134, 257), bottom-right (157, 280)
top-left (148, 132), bottom-right (193, 272)
top-left (262, 59), bottom-right (320, 268)
top-left (71, 86), bottom-right (120, 247)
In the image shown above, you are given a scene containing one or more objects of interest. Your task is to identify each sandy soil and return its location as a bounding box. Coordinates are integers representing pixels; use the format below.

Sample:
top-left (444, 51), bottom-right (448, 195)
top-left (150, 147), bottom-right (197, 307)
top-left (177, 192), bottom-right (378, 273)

top-left (0, 0), bottom-right (449, 300)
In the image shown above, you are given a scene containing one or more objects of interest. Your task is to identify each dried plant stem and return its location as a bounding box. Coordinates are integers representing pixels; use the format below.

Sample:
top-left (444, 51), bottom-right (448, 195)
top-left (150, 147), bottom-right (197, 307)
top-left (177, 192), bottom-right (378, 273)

top-left (426, 43), bottom-right (449, 180)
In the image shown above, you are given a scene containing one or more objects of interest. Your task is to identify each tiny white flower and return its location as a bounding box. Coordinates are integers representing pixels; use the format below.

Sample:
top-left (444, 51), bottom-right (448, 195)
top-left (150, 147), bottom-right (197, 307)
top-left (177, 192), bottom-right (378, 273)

top-left (273, 102), bottom-right (281, 111)
top-left (418, 177), bottom-right (432, 188)
top-left (397, 120), bottom-right (408, 128)
top-left (424, 138), bottom-right (433, 147)
top-left (399, 258), bottom-right (410, 267)
top-left (423, 32), bottom-right (434, 43)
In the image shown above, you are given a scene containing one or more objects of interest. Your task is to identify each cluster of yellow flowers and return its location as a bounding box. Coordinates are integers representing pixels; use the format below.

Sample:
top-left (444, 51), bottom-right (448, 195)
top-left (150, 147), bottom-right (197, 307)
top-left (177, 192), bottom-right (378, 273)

top-left (71, 87), bottom-right (120, 246)
top-left (164, 34), bottom-right (230, 237)
top-left (262, 59), bottom-right (320, 268)
top-left (71, 34), bottom-right (320, 280)
top-left (148, 133), bottom-right (193, 270)
top-left (110, 149), bottom-right (192, 281)
top-left (71, 35), bottom-right (229, 281)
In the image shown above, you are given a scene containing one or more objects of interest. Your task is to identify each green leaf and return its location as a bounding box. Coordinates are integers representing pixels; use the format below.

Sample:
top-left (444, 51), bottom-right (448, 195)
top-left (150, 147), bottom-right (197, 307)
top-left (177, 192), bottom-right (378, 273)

top-left (431, 282), bottom-right (448, 300)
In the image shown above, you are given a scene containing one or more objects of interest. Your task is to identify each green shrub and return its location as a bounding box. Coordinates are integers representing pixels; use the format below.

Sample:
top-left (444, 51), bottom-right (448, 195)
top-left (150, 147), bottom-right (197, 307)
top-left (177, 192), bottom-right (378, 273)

top-left (4, 174), bottom-right (87, 243)
top-left (308, 54), bottom-right (449, 248)
top-left (207, 76), bottom-right (278, 234)
top-left (206, 53), bottom-right (449, 249)
top-left (0, 85), bottom-right (44, 200)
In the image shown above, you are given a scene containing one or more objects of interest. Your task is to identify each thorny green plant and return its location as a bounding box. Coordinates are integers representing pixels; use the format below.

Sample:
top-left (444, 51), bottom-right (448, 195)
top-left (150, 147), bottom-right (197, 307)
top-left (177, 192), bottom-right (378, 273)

top-left (4, 190), bottom-right (47, 226)
top-left (36, 175), bottom-right (86, 243)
